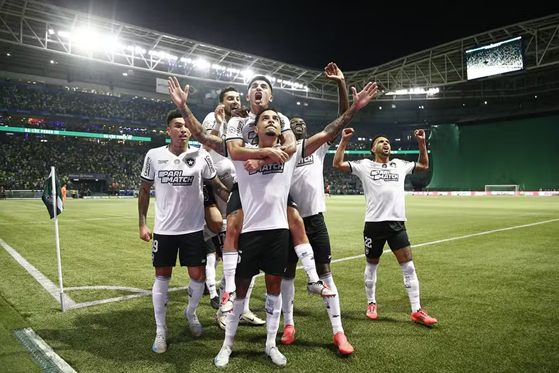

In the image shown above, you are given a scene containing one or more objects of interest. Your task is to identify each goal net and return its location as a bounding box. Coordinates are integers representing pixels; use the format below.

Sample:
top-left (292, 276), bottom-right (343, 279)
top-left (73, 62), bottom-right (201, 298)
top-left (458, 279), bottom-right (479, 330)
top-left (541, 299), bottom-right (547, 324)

top-left (484, 185), bottom-right (519, 195)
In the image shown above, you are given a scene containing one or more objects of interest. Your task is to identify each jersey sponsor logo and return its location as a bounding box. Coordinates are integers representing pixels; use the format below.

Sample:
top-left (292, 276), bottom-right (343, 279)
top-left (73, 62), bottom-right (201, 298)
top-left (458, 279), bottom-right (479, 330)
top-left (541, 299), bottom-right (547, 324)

top-left (204, 155), bottom-right (215, 174)
top-left (158, 160), bottom-right (169, 164)
top-left (185, 157), bottom-right (196, 168)
top-left (370, 169), bottom-right (399, 182)
top-left (247, 128), bottom-right (259, 145)
top-left (249, 163), bottom-right (285, 175)
top-left (296, 154), bottom-right (314, 167)
top-left (389, 161), bottom-right (397, 168)
top-left (143, 157), bottom-right (151, 176)
top-left (158, 170), bottom-right (194, 186)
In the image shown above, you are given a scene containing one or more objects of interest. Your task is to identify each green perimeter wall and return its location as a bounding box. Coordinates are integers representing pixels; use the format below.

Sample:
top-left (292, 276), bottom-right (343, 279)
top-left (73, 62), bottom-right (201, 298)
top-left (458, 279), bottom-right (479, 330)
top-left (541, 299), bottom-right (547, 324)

top-left (426, 115), bottom-right (559, 191)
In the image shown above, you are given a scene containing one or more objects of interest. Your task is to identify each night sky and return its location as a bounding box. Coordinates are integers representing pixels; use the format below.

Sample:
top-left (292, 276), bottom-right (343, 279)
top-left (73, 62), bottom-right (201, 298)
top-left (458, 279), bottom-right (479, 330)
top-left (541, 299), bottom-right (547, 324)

top-left (49, 0), bottom-right (558, 71)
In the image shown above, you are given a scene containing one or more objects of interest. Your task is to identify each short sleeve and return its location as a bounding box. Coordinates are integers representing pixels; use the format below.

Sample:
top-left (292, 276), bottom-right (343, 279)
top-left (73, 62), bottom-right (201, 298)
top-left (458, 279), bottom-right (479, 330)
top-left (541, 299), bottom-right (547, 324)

top-left (397, 159), bottom-right (416, 175)
top-left (348, 159), bottom-right (365, 178)
top-left (202, 153), bottom-right (217, 180)
top-left (279, 113), bottom-right (292, 133)
top-left (226, 117), bottom-right (244, 142)
top-left (202, 112), bottom-right (216, 131)
top-left (140, 150), bottom-right (155, 182)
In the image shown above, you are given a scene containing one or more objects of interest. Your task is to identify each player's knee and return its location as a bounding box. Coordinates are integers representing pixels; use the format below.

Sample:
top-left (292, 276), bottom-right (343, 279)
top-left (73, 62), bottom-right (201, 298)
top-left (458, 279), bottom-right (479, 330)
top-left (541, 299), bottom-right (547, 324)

top-left (316, 262), bottom-right (331, 277)
top-left (366, 257), bottom-right (380, 264)
top-left (287, 209), bottom-right (307, 244)
top-left (208, 219), bottom-right (223, 233)
top-left (188, 266), bottom-right (206, 282)
top-left (264, 275), bottom-right (283, 296)
top-left (155, 266), bottom-right (173, 277)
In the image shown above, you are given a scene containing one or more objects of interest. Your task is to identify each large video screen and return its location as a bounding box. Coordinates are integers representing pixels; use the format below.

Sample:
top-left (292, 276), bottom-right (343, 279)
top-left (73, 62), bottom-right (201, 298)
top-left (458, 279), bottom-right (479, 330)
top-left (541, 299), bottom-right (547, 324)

top-left (466, 36), bottom-right (524, 80)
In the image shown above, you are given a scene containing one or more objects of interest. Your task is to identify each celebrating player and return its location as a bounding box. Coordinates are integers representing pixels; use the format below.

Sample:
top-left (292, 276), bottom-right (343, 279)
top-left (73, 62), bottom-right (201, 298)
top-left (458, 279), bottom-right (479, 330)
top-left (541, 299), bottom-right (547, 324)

top-left (201, 87), bottom-right (266, 328)
top-left (332, 128), bottom-right (437, 325)
top-left (138, 109), bottom-right (230, 354)
top-left (281, 63), bottom-right (378, 353)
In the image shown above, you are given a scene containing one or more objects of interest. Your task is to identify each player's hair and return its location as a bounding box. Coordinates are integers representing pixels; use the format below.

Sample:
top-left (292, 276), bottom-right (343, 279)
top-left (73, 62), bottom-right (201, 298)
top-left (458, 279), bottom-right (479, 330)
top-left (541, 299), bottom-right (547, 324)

top-left (254, 107), bottom-right (280, 127)
top-left (370, 134), bottom-right (389, 154)
top-left (166, 109), bottom-right (182, 126)
top-left (248, 75), bottom-right (273, 92)
top-left (219, 86), bottom-right (238, 103)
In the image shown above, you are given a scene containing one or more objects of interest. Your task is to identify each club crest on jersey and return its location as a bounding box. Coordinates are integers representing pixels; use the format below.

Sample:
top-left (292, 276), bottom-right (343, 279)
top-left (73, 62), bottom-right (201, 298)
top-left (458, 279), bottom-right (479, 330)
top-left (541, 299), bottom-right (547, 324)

top-left (185, 157), bottom-right (196, 168)
top-left (296, 154), bottom-right (314, 167)
top-left (249, 163), bottom-right (284, 175)
top-left (370, 169), bottom-right (399, 182)
top-left (158, 170), bottom-right (194, 186)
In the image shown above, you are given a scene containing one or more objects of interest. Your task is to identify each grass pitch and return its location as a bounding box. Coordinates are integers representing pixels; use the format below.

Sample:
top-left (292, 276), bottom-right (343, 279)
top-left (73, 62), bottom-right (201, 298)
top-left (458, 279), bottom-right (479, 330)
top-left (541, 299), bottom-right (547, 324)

top-left (1, 196), bottom-right (558, 372)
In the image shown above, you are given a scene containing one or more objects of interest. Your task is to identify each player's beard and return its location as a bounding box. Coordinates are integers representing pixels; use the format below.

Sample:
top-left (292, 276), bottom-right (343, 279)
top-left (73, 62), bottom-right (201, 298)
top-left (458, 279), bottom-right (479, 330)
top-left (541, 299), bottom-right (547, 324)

top-left (264, 130), bottom-right (277, 137)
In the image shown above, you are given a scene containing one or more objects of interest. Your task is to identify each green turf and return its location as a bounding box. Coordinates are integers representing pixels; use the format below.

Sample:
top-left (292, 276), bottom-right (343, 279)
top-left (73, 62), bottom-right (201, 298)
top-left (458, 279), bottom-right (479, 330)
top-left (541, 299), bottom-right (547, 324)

top-left (1, 196), bottom-right (559, 372)
top-left (0, 295), bottom-right (42, 373)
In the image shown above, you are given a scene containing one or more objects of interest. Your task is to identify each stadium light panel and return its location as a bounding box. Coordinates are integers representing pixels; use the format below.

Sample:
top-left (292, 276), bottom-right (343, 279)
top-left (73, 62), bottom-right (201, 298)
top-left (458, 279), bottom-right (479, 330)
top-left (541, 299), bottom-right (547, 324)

top-left (48, 29), bottom-right (55, 35)
top-left (386, 87), bottom-right (439, 95)
top-left (194, 58), bottom-right (210, 70)
top-left (242, 69), bottom-right (255, 79)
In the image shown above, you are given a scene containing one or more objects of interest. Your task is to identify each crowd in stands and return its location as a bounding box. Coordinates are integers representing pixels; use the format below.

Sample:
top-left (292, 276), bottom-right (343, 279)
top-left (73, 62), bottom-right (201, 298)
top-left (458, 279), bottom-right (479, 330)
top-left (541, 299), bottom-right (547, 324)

top-left (0, 81), bottom-right (175, 124)
top-left (0, 136), bottom-right (146, 191)
top-left (0, 80), bottom-right (416, 194)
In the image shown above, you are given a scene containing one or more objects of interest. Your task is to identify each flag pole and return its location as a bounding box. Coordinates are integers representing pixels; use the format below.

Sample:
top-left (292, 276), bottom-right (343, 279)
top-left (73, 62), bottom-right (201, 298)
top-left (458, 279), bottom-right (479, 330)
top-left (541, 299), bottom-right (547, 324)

top-left (51, 166), bottom-right (66, 312)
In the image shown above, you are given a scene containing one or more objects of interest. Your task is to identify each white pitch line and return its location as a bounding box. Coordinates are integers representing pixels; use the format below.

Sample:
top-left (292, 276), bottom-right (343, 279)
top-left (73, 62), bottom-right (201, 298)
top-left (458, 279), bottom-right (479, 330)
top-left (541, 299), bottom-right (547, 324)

top-left (0, 238), bottom-right (76, 307)
top-left (65, 285), bottom-right (150, 293)
top-left (0, 216), bottom-right (135, 225)
top-left (327, 218), bottom-right (559, 265)
top-left (10, 218), bottom-right (559, 311)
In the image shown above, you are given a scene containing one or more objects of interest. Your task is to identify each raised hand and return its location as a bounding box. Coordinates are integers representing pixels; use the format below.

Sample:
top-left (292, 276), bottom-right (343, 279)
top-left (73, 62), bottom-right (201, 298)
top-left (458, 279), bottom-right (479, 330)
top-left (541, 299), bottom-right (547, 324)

top-left (168, 76), bottom-right (189, 108)
top-left (324, 62), bottom-right (345, 82)
top-left (351, 82), bottom-right (378, 110)
top-left (215, 104), bottom-right (225, 124)
top-left (414, 129), bottom-right (426, 141)
top-left (342, 128), bottom-right (355, 141)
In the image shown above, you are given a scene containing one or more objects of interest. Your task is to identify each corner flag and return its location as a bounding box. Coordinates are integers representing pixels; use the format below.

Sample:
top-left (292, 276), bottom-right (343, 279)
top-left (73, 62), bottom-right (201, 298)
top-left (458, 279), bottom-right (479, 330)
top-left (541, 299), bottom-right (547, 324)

top-left (42, 168), bottom-right (64, 218)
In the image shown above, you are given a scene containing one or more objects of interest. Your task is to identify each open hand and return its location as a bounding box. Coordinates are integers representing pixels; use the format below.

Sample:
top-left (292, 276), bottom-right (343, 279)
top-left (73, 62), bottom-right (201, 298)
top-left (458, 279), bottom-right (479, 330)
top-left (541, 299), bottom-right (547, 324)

top-left (168, 77), bottom-right (189, 108)
top-left (352, 82), bottom-right (378, 110)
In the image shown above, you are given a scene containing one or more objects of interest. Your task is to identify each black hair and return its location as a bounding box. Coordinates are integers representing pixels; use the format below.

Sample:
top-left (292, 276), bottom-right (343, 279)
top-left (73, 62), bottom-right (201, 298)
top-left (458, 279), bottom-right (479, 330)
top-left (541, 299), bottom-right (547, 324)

top-left (370, 134), bottom-right (389, 153)
top-left (219, 86), bottom-right (238, 103)
top-left (166, 109), bottom-right (182, 126)
top-left (248, 75), bottom-right (273, 92)
top-left (254, 107), bottom-right (280, 128)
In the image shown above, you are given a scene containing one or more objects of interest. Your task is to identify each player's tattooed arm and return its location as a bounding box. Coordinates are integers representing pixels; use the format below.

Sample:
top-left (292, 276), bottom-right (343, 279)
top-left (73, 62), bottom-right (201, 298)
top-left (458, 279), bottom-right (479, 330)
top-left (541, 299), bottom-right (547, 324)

top-left (227, 140), bottom-right (289, 163)
top-left (279, 130), bottom-right (297, 157)
top-left (167, 76), bottom-right (226, 156)
top-left (414, 129), bottom-right (429, 172)
top-left (304, 82), bottom-right (378, 157)
top-left (332, 128), bottom-right (354, 173)
top-left (324, 62), bottom-right (350, 116)
top-left (209, 177), bottom-right (230, 203)
top-left (138, 180), bottom-right (153, 242)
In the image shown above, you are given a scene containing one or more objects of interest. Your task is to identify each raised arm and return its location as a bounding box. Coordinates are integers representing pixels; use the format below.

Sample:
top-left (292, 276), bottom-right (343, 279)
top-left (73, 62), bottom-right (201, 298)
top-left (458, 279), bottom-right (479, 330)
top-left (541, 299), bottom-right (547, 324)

top-left (414, 129), bottom-right (429, 172)
top-left (304, 82), bottom-right (378, 157)
top-left (168, 77), bottom-right (226, 156)
top-left (325, 62), bottom-right (350, 116)
top-left (138, 180), bottom-right (153, 242)
top-left (333, 128), bottom-right (355, 173)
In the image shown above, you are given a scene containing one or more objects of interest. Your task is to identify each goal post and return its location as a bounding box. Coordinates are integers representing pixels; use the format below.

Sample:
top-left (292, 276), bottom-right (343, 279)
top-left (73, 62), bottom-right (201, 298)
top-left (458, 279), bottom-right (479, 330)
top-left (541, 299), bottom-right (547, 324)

top-left (484, 185), bottom-right (519, 194)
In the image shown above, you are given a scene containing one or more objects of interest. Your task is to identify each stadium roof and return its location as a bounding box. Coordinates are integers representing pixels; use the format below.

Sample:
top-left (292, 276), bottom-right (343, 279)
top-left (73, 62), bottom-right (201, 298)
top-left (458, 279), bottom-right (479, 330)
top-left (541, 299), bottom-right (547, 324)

top-left (0, 0), bottom-right (558, 102)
